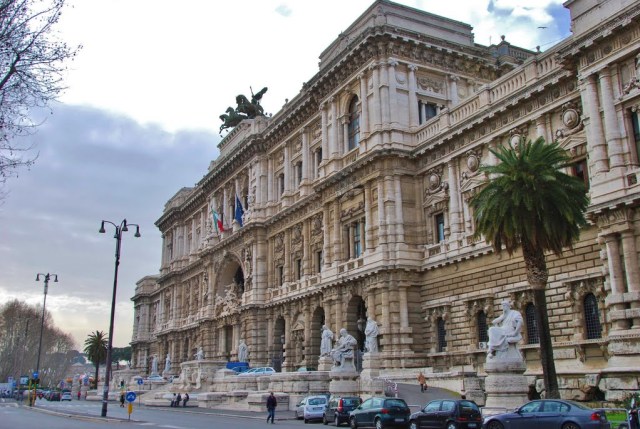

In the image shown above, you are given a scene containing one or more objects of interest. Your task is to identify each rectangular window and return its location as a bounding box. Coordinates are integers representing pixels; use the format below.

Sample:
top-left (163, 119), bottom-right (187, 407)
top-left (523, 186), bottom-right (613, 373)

top-left (571, 158), bottom-right (589, 190)
top-left (279, 174), bottom-right (285, 196)
top-left (295, 258), bottom-right (302, 280)
top-left (315, 148), bottom-right (322, 178)
top-left (418, 101), bottom-right (440, 125)
top-left (632, 110), bottom-right (640, 163)
top-left (435, 213), bottom-right (445, 242)
top-left (353, 222), bottom-right (362, 258)
top-left (277, 266), bottom-right (284, 286)
top-left (316, 250), bottom-right (323, 273)
top-left (296, 162), bottom-right (303, 186)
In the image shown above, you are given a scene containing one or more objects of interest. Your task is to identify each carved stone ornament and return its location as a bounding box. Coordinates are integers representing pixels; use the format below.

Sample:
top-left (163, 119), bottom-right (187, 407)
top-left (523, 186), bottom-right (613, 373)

top-left (311, 213), bottom-right (323, 237)
top-left (465, 148), bottom-right (482, 174)
top-left (556, 101), bottom-right (584, 138)
top-left (425, 166), bottom-right (446, 195)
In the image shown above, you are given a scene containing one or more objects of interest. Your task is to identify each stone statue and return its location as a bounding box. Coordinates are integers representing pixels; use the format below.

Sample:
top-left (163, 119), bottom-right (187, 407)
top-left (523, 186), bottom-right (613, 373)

top-left (238, 339), bottom-right (248, 362)
top-left (195, 347), bottom-right (204, 361)
top-left (320, 325), bottom-right (334, 356)
top-left (330, 328), bottom-right (357, 368)
top-left (151, 354), bottom-right (158, 374)
top-left (487, 300), bottom-right (523, 358)
top-left (364, 317), bottom-right (379, 353)
top-left (165, 353), bottom-right (171, 372)
top-left (219, 86), bottom-right (268, 133)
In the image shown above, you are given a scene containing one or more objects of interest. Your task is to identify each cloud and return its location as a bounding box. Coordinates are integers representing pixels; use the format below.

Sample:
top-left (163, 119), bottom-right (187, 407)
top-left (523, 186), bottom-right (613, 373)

top-left (275, 4), bottom-right (292, 17)
top-left (0, 104), bottom-right (219, 348)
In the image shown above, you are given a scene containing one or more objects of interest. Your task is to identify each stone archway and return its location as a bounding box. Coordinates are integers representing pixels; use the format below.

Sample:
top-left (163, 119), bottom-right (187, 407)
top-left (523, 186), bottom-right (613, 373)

top-left (272, 317), bottom-right (286, 372)
top-left (214, 255), bottom-right (244, 317)
top-left (346, 296), bottom-right (367, 352)
top-left (309, 307), bottom-right (325, 369)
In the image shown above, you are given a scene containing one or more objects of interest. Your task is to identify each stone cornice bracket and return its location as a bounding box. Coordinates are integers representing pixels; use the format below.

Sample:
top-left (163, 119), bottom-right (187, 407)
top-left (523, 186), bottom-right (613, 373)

top-left (408, 64), bottom-right (418, 72)
top-left (388, 58), bottom-right (399, 68)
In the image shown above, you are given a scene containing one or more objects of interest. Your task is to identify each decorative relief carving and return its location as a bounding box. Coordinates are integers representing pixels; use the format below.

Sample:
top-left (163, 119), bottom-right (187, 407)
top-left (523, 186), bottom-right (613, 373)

top-left (274, 232), bottom-right (285, 265)
top-left (417, 74), bottom-right (444, 93)
top-left (311, 213), bottom-right (323, 237)
top-left (593, 207), bottom-right (632, 229)
top-left (424, 165), bottom-right (447, 196)
top-left (341, 201), bottom-right (365, 219)
top-left (508, 125), bottom-right (529, 148)
top-left (555, 101), bottom-right (584, 138)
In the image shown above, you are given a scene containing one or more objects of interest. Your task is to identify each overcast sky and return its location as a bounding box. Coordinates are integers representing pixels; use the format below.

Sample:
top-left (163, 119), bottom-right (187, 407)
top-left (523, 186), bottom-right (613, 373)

top-left (0, 0), bottom-right (571, 350)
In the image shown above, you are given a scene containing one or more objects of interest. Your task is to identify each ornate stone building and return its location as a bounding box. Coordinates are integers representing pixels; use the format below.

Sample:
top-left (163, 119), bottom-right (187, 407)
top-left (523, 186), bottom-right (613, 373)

top-left (130, 0), bottom-right (640, 401)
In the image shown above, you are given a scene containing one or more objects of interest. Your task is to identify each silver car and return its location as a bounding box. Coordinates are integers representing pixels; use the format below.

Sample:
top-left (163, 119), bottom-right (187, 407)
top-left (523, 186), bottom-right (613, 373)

top-left (483, 399), bottom-right (611, 429)
top-left (295, 395), bottom-right (329, 423)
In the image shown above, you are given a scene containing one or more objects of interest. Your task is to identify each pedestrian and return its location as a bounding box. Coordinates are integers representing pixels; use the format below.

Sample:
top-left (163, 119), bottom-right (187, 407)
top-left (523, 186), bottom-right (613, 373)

top-left (266, 391), bottom-right (277, 424)
top-left (183, 392), bottom-right (189, 407)
top-left (77, 390), bottom-right (81, 400)
top-left (176, 392), bottom-right (182, 407)
top-left (171, 393), bottom-right (176, 407)
top-left (120, 392), bottom-right (125, 407)
top-left (417, 371), bottom-right (427, 392)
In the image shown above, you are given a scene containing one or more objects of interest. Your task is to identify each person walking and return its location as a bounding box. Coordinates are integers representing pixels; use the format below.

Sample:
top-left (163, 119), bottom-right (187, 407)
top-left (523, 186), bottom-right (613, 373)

top-left (183, 392), bottom-right (189, 407)
top-left (119, 392), bottom-right (125, 407)
top-left (176, 393), bottom-right (182, 407)
top-left (417, 371), bottom-right (427, 392)
top-left (266, 391), bottom-right (277, 424)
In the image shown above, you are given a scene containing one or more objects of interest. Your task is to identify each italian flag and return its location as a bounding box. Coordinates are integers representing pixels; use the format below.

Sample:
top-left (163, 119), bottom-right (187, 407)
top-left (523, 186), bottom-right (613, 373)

top-left (211, 208), bottom-right (224, 233)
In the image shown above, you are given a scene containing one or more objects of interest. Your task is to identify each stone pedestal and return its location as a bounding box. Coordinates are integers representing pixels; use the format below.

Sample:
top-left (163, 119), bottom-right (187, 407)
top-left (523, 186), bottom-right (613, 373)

top-left (317, 356), bottom-right (333, 371)
top-left (329, 360), bottom-right (359, 397)
top-left (360, 352), bottom-right (383, 396)
top-left (484, 345), bottom-right (529, 409)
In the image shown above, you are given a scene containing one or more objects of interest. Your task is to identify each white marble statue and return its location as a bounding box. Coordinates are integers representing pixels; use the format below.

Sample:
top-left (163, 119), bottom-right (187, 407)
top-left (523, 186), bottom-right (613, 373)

top-left (238, 339), bottom-right (248, 362)
top-left (164, 353), bottom-right (171, 372)
top-left (330, 328), bottom-right (357, 367)
top-left (487, 300), bottom-right (523, 358)
top-left (151, 354), bottom-right (158, 374)
top-left (195, 346), bottom-right (204, 361)
top-left (320, 325), bottom-right (334, 356)
top-left (364, 317), bottom-right (379, 353)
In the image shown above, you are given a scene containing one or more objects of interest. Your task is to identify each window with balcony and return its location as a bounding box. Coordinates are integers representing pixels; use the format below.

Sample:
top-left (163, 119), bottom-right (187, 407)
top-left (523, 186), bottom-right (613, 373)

top-left (344, 219), bottom-right (365, 259)
top-left (347, 97), bottom-right (360, 151)
top-left (418, 100), bottom-right (439, 124)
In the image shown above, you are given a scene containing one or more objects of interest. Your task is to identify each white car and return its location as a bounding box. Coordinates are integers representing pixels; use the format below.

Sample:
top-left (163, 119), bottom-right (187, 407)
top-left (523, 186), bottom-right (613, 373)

top-left (237, 367), bottom-right (276, 376)
top-left (60, 392), bottom-right (72, 401)
top-left (295, 395), bottom-right (329, 423)
top-left (145, 375), bottom-right (165, 382)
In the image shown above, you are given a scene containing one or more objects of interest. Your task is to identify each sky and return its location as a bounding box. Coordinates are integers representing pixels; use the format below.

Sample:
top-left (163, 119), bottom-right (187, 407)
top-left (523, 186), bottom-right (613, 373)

top-left (0, 0), bottom-right (571, 351)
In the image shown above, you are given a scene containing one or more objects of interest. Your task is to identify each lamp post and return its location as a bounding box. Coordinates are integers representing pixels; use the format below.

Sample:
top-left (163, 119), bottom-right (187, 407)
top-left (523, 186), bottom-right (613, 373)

top-left (98, 219), bottom-right (140, 418)
top-left (34, 272), bottom-right (58, 405)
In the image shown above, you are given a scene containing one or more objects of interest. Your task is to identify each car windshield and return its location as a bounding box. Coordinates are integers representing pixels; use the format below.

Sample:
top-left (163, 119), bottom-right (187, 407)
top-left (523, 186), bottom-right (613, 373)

top-left (343, 398), bottom-right (361, 406)
top-left (309, 397), bottom-right (327, 405)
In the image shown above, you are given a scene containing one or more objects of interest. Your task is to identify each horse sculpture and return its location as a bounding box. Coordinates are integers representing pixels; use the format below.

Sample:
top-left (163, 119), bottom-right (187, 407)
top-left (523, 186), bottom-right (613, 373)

top-left (219, 86), bottom-right (268, 134)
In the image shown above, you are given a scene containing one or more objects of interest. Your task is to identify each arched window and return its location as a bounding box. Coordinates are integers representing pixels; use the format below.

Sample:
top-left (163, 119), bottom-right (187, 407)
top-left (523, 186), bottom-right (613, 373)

top-left (525, 303), bottom-right (539, 344)
top-left (347, 97), bottom-right (360, 151)
top-left (477, 311), bottom-right (489, 344)
top-left (437, 317), bottom-right (447, 352)
top-left (584, 293), bottom-right (602, 339)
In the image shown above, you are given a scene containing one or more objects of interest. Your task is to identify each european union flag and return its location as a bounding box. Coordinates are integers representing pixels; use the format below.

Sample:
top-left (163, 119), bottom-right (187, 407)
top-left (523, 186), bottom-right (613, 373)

top-left (235, 194), bottom-right (244, 227)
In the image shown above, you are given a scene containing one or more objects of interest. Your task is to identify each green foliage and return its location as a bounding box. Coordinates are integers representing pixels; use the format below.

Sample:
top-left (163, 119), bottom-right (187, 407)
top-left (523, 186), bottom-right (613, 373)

top-left (111, 346), bottom-right (132, 367)
top-left (470, 136), bottom-right (589, 256)
top-left (83, 330), bottom-right (107, 389)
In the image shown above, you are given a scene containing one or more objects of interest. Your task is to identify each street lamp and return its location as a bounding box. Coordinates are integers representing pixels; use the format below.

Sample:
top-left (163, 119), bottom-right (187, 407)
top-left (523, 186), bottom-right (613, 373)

top-left (98, 219), bottom-right (140, 418)
top-left (34, 272), bottom-right (58, 405)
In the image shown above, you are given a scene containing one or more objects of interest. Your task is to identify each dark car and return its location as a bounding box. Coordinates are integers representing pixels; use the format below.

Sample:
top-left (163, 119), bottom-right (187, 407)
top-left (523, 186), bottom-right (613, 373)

top-left (324, 396), bottom-right (362, 426)
top-left (482, 399), bottom-right (611, 429)
top-left (410, 399), bottom-right (482, 429)
top-left (48, 391), bottom-right (61, 401)
top-left (349, 397), bottom-right (411, 429)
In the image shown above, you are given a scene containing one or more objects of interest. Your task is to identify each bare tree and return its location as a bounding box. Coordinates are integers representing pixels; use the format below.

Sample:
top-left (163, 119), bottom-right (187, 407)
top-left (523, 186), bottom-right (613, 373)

top-left (0, 0), bottom-right (80, 186)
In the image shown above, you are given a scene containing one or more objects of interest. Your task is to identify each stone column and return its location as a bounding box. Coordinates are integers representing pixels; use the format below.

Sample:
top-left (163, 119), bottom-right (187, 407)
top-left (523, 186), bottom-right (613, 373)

top-left (331, 97), bottom-right (339, 158)
top-left (449, 75), bottom-right (460, 106)
top-left (267, 156), bottom-right (274, 203)
top-left (333, 200), bottom-right (342, 265)
top-left (370, 63), bottom-right (381, 131)
top-left (448, 160), bottom-right (462, 237)
top-left (301, 128), bottom-right (310, 184)
top-left (342, 115), bottom-right (350, 153)
top-left (359, 72), bottom-right (369, 137)
top-left (604, 234), bottom-right (630, 330)
top-left (320, 103), bottom-right (328, 162)
top-left (377, 178), bottom-right (388, 256)
top-left (384, 175), bottom-right (396, 245)
top-left (379, 61), bottom-right (390, 127)
top-left (408, 64), bottom-right (419, 129)
top-left (535, 114), bottom-right (551, 143)
top-left (381, 287), bottom-right (390, 341)
top-left (388, 59), bottom-right (398, 126)
top-left (599, 67), bottom-right (625, 169)
top-left (580, 74), bottom-right (609, 174)
top-left (399, 286), bottom-right (409, 329)
top-left (394, 176), bottom-right (405, 245)
top-left (364, 183), bottom-right (374, 253)
top-left (323, 204), bottom-right (331, 269)
top-left (621, 230), bottom-right (640, 327)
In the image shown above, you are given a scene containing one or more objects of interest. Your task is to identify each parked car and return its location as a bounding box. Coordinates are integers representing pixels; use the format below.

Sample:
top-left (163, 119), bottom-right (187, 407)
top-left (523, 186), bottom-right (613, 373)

top-left (145, 375), bottom-right (165, 382)
top-left (48, 391), bottom-right (61, 401)
top-left (294, 395), bottom-right (329, 423)
top-left (482, 399), bottom-right (611, 429)
top-left (409, 399), bottom-right (482, 429)
top-left (60, 391), bottom-right (72, 401)
top-left (237, 367), bottom-right (275, 376)
top-left (349, 397), bottom-right (411, 429)
top-left (323, 396), bottom-right (362, 426)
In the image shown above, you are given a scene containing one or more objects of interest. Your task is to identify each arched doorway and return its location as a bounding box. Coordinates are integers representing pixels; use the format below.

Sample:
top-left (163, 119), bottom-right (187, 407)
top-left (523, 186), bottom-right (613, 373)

top-left (346, 296), bottom-right (367, 372)
top-left (309, 307), bottom-right (325, 370)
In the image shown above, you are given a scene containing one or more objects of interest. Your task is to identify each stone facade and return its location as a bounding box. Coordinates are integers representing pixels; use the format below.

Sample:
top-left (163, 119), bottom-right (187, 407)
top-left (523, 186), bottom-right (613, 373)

top-left (130, 0), bottom-right (640, 402)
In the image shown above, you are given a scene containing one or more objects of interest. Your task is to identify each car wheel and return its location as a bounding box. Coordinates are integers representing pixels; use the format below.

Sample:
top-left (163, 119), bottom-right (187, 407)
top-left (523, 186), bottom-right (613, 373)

top-left (561, 423), bottom-right (581, 429)
top-left (350, 417), bottom-right (358, 429)
top-left (335, 415), bottom-right (341, 427)
top-left (375, 418), bottom-right (384, 429)
top-left (323, 414), bottom-right (329, 425)
top-left (446, 422), bottom-right (457, 429)
top-left (409, 421), bottom-right (418, 429)
top-left (305, 418), bottom-right (309, 424)
top-left (486, 420), bottom-right (504, 429)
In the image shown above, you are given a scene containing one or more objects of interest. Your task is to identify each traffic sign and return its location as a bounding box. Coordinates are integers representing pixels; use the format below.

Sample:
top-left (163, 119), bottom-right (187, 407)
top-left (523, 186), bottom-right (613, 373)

top-left (125, 391), bottom-right (137, 403)
top-left (137, 378), bottom-right (144, 385)
top-left (32, 371), bottom-right (38, 379)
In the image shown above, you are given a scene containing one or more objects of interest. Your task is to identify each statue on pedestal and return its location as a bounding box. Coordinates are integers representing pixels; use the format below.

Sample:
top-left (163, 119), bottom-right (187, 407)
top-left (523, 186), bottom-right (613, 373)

top-left (165, 353), bottom-right (171, 372)
top-left (487, 300), bottom-right (523, 359)
top-left (195, 347), bottom-right (204, 361)
top-left (238, 339), bottom-right (248, 362)
top-left (151, 354), bottom-right (158, 374)
top-left (364, 318), bottom-right (379, 353)
top-left (320, 325), bottom-right (334, 356)
top-left (330, 328), bottom-right (357, 368)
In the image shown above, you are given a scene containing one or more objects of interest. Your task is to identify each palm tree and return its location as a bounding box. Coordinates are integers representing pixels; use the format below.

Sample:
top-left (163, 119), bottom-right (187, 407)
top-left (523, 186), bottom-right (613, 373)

top-left (470, 136), bottom-right (589, 398)
top-left (83, 330), bottom-right (107, 390)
